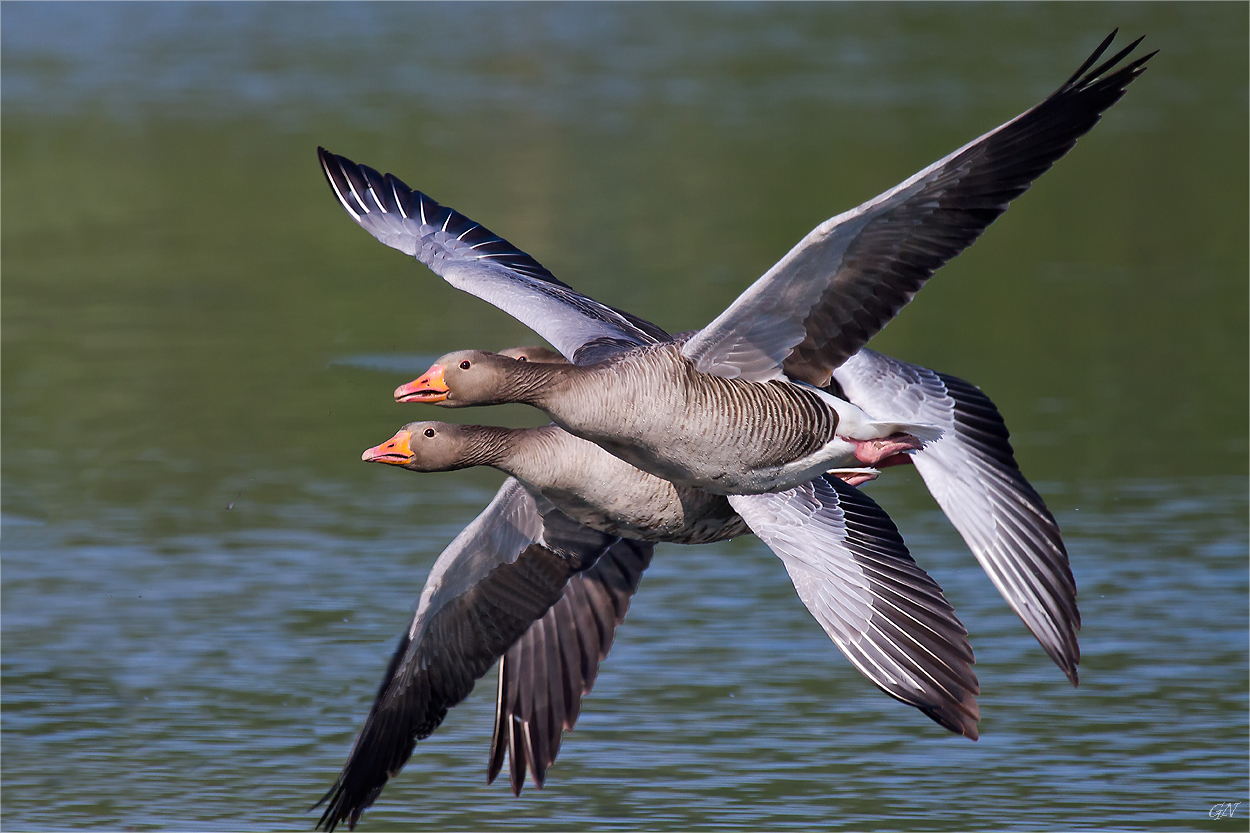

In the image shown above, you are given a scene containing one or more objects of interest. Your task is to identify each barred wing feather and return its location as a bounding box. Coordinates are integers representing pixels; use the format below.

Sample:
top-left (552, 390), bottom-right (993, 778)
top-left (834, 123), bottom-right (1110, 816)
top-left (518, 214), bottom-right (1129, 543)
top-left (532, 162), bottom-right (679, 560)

top-left (729, 476), bottom-right (980, 738)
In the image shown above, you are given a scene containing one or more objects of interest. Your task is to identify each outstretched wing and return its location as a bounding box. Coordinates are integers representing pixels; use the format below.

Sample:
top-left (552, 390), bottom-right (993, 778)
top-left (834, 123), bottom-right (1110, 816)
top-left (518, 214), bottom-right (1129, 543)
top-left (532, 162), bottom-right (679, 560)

top-left (833, 348), bottom-right (1080, 683)
top-left (488, 538), bottom-right (653, 795)
top-left (683, 31), bottom-right (1154, 385)
top-left (315, 480), bottom-right (617, 831)
top-left (319, 148), bottom-right (669, 365)
top-left (729, 476), bottom-right (980, 739)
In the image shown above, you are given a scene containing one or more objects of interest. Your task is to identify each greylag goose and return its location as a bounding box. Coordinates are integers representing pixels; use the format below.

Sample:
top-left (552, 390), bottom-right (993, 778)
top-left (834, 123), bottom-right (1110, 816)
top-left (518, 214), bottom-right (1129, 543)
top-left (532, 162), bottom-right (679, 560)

top-left (318, 433), bottom-right (977, 829)
top-left (318, 32), bottom-right (1152, 497)
top-left (505, 344), bottom-right (1080, 683)
top-left (316, 479), bottom-right (652, 831)
top-left (320, 340), bottom-right (1074, 827)
top-left (361, 419), bottom-right (979, 736)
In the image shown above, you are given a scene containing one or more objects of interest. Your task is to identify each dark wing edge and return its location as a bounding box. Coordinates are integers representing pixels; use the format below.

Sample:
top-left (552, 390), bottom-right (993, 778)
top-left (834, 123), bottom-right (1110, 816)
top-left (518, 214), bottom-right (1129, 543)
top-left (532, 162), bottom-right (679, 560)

top-left (318, 146), bottom-right (564, 284)
top-left (313, 485), bottom-right (619, 831)
top-left (313, 542), bottom-right (576, 831)
top-left (929, 369), bottom-right (1080, 683)
top-left (782, 31), bottom-right (1155, 384)
top-left (681, 31), bottom-right (1153, 386)
top-left (487, 539), bottom-right (654, 794)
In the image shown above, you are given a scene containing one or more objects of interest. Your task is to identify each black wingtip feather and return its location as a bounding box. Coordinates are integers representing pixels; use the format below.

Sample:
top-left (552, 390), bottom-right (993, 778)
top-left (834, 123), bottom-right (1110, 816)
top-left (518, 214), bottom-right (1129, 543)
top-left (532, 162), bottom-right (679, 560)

top-left (1064, 29), bottom-right (1119, 86)
top-left (487, 653), bottom-right (510, 786)
top-left (317, 147), bottom-right (581, 292)
top-left (1081, 34), bottom-right (1147, 87)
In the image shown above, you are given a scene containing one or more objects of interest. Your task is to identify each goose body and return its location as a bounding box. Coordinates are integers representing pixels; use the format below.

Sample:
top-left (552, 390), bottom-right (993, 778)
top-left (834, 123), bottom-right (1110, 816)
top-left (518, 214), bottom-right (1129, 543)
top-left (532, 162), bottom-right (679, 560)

top-left (371, 420), bottom-right (750, 544)
top-left (320, 31), bottom-right (1152, 497)
top-left (363, 420), bottom-right (979, 735)
top-left (401, 343), bottom-right (931, 495)
top-left (322, 421), bottom-right (980, 829)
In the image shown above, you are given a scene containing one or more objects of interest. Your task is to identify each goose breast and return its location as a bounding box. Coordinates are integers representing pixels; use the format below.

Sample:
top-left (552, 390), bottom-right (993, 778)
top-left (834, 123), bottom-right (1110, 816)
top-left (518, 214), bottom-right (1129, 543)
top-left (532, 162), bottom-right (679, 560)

top-left (496, 424), bottom-right (753, 545)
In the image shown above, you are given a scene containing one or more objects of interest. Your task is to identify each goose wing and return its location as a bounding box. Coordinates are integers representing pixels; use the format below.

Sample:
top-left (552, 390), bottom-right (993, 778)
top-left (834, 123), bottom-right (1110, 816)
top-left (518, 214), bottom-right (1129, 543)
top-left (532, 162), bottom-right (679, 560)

top-left (833, 349), bottom-right (1079, 683)
top-left (315, 479), bottom-right (617, 831)
top-left (488, 538), bottom-right (652, 795)
top-left (682, 32), bottom-right (1154, 385)
top-left (728, 475), bottom-right (980, 739)
top-left (319, 148), bottom-right (669, 365)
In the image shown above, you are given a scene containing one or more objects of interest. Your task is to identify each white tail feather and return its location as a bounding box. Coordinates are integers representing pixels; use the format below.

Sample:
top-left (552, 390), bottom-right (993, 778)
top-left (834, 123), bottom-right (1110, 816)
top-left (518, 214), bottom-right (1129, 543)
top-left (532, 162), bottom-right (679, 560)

top-left (813, 386), bottom-right (943, 443)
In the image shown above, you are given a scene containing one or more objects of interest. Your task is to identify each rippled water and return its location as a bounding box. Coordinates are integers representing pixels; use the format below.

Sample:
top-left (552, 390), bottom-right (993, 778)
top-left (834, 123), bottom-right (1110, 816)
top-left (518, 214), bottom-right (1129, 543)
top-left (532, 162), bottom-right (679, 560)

top-left (3, 4), bottom-right (1247, 831)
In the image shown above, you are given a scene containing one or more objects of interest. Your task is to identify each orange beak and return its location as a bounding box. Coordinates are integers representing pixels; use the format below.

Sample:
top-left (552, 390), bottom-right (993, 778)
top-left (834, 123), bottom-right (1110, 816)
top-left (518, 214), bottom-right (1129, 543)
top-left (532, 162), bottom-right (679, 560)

top-left (395, 365), bottom-right (449, 403)
top-left (362, 430), bottom-right (415, 465)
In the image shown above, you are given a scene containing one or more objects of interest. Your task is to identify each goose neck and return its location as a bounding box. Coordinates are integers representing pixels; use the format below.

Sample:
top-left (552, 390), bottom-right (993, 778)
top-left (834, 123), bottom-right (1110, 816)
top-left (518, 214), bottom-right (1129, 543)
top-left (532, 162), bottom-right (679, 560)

top-left (509, 360), bottom-right (579, 408)
top-left (457, 425), bottom-right (520, 470)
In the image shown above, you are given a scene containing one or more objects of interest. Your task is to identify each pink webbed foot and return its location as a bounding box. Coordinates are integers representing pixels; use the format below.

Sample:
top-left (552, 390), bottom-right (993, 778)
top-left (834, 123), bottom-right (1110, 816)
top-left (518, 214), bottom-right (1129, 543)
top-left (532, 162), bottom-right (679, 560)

top-left (852, 433), bottom-right (924, 467)
top-left (828, 469), bottom-right (881, 487)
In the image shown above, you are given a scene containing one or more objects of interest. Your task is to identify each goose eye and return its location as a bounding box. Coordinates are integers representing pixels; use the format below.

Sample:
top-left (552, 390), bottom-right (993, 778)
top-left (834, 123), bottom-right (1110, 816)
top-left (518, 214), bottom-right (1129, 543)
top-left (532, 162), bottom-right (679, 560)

top-left (459, 360), bottom-right (471, 370)
top-left (423, 428), bottom-right (436, 438)
top-left (516, 356), bottom-right (527, 362)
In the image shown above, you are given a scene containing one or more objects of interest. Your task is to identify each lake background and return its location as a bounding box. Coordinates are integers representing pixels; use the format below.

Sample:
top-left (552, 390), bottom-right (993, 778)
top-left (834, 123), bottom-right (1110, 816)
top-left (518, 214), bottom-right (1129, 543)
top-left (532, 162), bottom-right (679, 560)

top-left (3, 3), bottom-right (1247, 830)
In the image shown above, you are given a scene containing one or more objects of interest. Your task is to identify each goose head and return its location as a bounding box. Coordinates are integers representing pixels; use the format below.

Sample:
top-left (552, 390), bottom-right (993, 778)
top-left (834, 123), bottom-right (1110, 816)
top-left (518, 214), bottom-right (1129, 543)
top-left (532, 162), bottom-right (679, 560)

top-left (361, 421), bottom-right (494, 472)
top-left (498, 345), bottom-right (566, 364)
top-left (394, 350), bottom-right (537, 407)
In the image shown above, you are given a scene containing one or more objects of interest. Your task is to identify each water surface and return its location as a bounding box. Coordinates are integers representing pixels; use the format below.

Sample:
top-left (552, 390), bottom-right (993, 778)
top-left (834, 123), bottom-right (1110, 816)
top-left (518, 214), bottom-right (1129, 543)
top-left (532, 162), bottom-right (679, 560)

top-left (3, 4), bottom-right (1247, 830)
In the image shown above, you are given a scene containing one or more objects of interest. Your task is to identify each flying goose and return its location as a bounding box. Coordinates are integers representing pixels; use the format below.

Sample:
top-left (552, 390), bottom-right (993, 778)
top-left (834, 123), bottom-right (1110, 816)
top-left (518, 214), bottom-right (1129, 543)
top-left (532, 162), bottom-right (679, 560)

top-left (318, 338), bottom-right (1078, 827)
top-left (319, 32), bottom-right (1152, 497)
top-left (361, 420), bottom-right (979, 731)
top-left (316, 432), bottom-right (977, 830)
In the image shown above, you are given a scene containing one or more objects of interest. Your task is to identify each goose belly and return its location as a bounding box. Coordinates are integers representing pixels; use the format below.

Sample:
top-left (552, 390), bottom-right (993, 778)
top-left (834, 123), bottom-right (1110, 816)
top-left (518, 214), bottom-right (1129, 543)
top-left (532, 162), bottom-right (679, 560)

top-left (508, 428), bottom-right (749, 544)
top-left (536, 479), bottom-right (747, 545)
